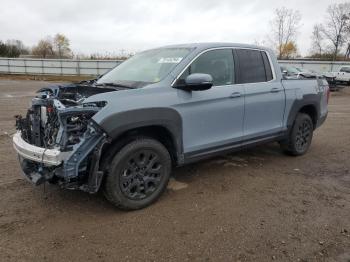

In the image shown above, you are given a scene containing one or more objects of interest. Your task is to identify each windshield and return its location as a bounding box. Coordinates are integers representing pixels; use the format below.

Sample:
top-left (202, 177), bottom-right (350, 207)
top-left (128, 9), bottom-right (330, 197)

top-left (96, 48), bottom-right (192, 87)
top-left (340, 67), bottom-right (350, 73)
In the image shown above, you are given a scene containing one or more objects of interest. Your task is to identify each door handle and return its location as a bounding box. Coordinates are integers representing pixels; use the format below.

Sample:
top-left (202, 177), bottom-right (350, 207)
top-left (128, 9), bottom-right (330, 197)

top-left (230, 92), bottom-right (241, 98)
top-left (270, 87), bottom-right (282, 93)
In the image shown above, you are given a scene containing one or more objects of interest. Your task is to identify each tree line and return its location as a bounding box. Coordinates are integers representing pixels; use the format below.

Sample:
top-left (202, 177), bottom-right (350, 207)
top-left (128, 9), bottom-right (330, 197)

top-left (0, 40), bottom-right (29, 58)
top-left (1, 2), bottom-right (350, 61)
top-left (0, 33), bottom-right (132, 60)
top-left (0, 33), bottom-right (71, 59)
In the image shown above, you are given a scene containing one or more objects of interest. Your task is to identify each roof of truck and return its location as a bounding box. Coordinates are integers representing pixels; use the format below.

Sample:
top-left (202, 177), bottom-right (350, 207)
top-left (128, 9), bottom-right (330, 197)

top-left (156, 42), bottom-right (268, 51)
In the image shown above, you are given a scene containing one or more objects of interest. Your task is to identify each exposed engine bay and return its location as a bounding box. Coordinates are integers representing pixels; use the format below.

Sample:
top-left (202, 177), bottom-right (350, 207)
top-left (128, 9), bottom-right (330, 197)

top-left (14, 83), bottom-right (114, 192)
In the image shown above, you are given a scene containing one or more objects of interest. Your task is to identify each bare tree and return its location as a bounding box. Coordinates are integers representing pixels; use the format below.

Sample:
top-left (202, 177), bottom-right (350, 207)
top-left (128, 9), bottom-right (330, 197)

top-left (32, 37), bottom-right (54, 58)
top-left (310, 24), bottom-right (324, 56)
top-left (6, 40), bottom-right (28, 54)
top-left (270, 7), bottom-right (302, 59)
top-left (320, 3), bottom-right (350, 61)
top-left (53, 33), bottom-right (71, 58)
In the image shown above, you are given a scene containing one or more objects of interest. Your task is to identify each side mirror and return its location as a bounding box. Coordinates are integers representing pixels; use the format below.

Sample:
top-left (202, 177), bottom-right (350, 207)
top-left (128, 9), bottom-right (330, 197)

top-left (184, 73), bottom-right (213, 91)
top-left (282, 70), bottom-right (288, 75)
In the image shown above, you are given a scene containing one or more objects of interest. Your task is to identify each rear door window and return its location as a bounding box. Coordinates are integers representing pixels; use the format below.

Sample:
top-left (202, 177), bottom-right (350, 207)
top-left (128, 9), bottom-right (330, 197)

top-left (235, 49), bottom-right (272, 84)
top-left (262, 52), bottom-right (273, 81)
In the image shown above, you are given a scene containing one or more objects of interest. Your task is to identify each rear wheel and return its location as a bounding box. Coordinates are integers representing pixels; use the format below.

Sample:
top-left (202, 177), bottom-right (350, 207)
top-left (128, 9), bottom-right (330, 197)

top-left (281, 113), bottom-right (314, 156)
top-left (103, 137), bottom-right (171, 210)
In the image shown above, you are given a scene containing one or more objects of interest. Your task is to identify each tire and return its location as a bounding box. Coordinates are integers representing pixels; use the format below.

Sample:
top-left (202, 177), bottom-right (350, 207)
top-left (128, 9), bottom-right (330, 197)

top-left (280, 113), bottom-right (314, 156)
top-left (103, 137), bottom-right (171, 210)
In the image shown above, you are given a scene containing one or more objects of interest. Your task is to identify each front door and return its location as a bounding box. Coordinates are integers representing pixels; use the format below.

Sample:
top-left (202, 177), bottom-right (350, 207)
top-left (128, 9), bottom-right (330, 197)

top-left (174, 48), bottom-right (245, 154)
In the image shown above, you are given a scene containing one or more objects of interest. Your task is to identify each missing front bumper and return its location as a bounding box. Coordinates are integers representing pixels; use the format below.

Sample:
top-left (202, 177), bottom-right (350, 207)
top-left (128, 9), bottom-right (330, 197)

top-left (13, 132), bottom-right (64, 185)
top-left (13, 132), bottom-right (66, 166)
top-left (18, 155), bottom-right (48, 185)
top-left (13, 128), bottom-right (109, 192)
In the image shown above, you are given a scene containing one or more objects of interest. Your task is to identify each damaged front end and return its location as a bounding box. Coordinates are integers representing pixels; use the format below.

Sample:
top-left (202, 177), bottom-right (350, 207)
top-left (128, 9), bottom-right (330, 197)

top-left (13, 84), bottom-right (113, 193)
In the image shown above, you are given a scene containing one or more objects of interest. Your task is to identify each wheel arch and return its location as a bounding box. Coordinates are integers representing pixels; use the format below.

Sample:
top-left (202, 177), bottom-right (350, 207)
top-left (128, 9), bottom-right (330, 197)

top-left (287, 96), bottom-right (320, 131)
top-left (98, 108), bottom-right (184, 172)
top-left (298, 104), bottom-right (318, 128)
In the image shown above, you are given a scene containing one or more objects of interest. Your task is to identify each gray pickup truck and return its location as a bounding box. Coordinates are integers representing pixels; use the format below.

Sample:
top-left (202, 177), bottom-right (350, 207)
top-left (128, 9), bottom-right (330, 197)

top-left (13, 43), bottom-right (329, 210)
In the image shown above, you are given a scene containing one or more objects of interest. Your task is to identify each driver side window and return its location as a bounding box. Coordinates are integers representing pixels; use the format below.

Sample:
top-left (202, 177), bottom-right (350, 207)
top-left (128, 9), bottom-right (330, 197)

top-left (177, 49), bottom-right (234, 86)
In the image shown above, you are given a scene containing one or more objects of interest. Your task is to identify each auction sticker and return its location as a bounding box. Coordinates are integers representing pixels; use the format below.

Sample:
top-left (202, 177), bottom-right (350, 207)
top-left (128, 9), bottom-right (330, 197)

top-left (158, 57), bottom-right (183, 64)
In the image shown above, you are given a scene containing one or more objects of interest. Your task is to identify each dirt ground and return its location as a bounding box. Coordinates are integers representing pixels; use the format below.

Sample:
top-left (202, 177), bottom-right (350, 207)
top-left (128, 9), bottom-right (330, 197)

top-left (0, 79), bottom-right (349, 262)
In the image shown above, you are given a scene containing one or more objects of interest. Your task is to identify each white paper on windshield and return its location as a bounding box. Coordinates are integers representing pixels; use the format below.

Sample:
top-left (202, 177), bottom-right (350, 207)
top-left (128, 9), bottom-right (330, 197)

top-left (158, 57), bottom-right (183, 64)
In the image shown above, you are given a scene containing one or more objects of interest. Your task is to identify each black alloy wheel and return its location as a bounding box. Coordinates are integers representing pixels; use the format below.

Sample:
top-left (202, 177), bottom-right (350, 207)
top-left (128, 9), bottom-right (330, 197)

top-left (103, 137), bottom-right (171, 210)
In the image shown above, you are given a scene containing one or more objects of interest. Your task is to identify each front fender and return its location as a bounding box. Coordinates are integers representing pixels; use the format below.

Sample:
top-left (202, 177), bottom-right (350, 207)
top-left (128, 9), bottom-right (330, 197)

top-left (93, 107), bottom-right (183, 161)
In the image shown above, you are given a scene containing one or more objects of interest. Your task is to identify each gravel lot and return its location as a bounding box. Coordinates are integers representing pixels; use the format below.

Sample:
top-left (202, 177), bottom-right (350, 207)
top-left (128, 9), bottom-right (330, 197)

top-left (0, 79), bottom-right (349, 262)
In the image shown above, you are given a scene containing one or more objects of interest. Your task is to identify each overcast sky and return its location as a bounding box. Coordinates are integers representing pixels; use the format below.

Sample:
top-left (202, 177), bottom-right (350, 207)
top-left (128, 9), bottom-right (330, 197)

top-left (0, 0), bottom-right (344, 56)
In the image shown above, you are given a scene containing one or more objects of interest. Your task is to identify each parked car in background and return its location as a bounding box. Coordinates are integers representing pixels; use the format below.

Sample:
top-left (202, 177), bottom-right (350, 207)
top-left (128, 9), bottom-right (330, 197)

top-left (323, 75), bottom-right (339, 91)
top-left (326, 66), bottom-right (350, 85)
top-left (281, 65), bottom-right (339, 91)
top-left (280, 65), bottom-right (317, 79)
top-left (14, 43), bottom-right (329, 210)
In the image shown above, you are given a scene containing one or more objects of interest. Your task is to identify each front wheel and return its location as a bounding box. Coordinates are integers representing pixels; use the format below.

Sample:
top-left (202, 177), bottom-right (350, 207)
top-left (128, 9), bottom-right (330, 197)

top-left (280, 113), bottom-right (314, 156)
top-left (103, 137), bottom-right (171, 210)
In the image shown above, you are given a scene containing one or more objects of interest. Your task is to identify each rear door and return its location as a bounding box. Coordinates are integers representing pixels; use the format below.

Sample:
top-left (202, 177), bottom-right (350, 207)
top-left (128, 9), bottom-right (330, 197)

top-left (234, 49), bottom-right (285, 140)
